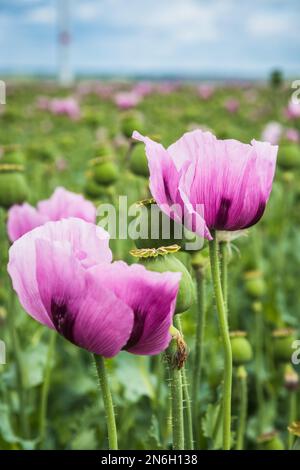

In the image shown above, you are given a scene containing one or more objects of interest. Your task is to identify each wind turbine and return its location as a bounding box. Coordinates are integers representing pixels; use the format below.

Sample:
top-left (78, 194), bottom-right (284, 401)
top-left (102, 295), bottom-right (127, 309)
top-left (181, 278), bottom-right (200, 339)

top-left (57, 0), bottom-right (74, 86)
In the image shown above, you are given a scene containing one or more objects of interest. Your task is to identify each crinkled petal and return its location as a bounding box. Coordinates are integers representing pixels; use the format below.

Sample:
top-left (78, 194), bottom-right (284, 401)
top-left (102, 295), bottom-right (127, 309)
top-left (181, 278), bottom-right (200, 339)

top-left (132, 131), bottom-right (188, 227)
top-left (36, 240), bottom-right (133, 357)
top-left (7, 203), bottom-right (48, 242)
top-left (38, 187), bottom-right (96, 224)
top-left (29, 217), bottom-right (112, 268)
top-left (178, 130), bottom-right (278, 232)
top-left (89, 261), bottom-right (180, 355)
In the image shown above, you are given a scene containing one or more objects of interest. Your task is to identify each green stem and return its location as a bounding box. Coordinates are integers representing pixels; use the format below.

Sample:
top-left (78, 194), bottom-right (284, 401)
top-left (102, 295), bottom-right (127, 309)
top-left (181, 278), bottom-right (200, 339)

top-left (165, 337), bottom-right (184, 450)
top-left (254, 309), bottom-right (264, 434)
top-left (93, 354), bottom-right (118, 450)
top-left (39, 330), bottom-right (57, 448)
top-left (209, 232), bottom-right (232, 450)
top-left (220, 241), bottom-right (228, 311)
top-left (191, 266), bottom-right (206, 444)
top-left (288, 392), bottom-right (297, 450)
top-left (236, 366), bottom-right (248, 450)
top-left (175, 316), bottom-right (193, 450)
top-left (7, 292), bottom-right (28, 438)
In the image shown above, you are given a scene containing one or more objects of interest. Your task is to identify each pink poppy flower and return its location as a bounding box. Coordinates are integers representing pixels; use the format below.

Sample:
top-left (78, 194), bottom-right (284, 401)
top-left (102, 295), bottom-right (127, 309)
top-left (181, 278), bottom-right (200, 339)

top-left (285, 100), bottom-right (300, 120)
top-left (49, 97), bottom-right (80, 120)
top-left (133, 129), bottom-right (277, 241)
top-left (114, 92), bottom-right (141, 110)
top-left (7, 187), bottom-right (96, 242)
top-left (261, 122), bottom-right (283, 145)
top-left (8, 218), bottom-right (180, 357)
top-left (197, 84), bottom-right (214, 100)
top-left (285, 128), bottom-right (300, 143)
top-left (224, 98), bottom-right (240, 113)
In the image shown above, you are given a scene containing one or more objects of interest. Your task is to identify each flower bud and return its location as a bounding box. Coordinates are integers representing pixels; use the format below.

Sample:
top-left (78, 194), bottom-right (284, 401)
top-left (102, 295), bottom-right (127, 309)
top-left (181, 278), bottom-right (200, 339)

top-left (89, 156), bottom-right (119, 186)
top-left (0, 165), bottom-right (29, 209)
top-left (257, 431), bottom-right (285, 450)
top-left (284, 364), bottom-right (299, 391)
top-left (121, 111), bottom-right (144, 139)
top-left (244, 270), bottom-right (266, 298)
top-left (272, 328), bottom-right (297, 362)
top-left (230, 331), bottom-right (253, 366)
top-left (129, 143), bottom-right (149, 178)
top-left (131, 247), bottom-right (195, 314)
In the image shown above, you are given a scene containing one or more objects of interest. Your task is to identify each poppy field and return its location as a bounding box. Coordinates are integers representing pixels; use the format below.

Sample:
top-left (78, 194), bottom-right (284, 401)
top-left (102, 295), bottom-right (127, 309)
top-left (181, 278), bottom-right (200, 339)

top-left (0, 77), bottom-right (300, 451)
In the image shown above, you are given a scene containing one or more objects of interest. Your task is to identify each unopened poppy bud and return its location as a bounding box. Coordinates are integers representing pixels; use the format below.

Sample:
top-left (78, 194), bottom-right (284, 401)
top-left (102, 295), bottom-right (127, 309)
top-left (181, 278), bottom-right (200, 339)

top-left (121, 112), bottom-right (144, 139)
top-left (230, 331), bottom-right (253, 366)
top-left (272, 328), bottom-right (297, 362)
top-left (284, 364), bottom-right (299, 391)
top-left (129, 143), bottom-right (149, 178)
top-left (88, 156), bottom-right (119, 186)
top-left (131, 246), bottom-right (195, 314)
top-left (257, 431), bottom-right (285, 450)
top-left (0, 164), bottom-right (29, 209)
top-left (244, 270), bottom-right (267, 298)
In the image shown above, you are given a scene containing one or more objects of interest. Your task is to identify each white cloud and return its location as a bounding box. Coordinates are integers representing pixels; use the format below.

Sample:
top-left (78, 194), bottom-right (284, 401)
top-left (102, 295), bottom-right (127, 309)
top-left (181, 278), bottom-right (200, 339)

top-left (247, 13), bottom-right (291, 37)
top-left (25, 5), bottom-right (56, 24)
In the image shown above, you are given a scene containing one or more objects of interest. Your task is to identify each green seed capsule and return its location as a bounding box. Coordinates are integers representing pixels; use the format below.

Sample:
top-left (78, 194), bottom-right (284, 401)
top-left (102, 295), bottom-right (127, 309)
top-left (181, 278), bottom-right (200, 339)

top-left (92, 160), bottom-right (119, 186)
top-left (132, 200), bottom-right (202, 252)
top-left (244, 271), bottom-right (266, 298)
top-left (230, 332), bottom-right (253, 366)
top-left (278, 143), bottom-right (300, 169)
top-left (84, 178), bottom-right (110, 199)
top-left (1, 150), bottom-right (26, 165)
top-left (273, 328), bottom-right (296, 362)
top-left (139, 253), bottom-right (195, 314)
top-left (129, 144), bottom-right (149, 178)
top-left (121, 112), bottom-right (144, 139)
top-left (0, 170), bottom-right (29, 209)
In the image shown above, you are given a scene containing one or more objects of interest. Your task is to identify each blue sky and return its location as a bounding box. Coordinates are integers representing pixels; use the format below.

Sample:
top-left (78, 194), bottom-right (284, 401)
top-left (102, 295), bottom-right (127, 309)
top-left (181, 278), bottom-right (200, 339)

top-left (0, 0), bottom-right (299, 78)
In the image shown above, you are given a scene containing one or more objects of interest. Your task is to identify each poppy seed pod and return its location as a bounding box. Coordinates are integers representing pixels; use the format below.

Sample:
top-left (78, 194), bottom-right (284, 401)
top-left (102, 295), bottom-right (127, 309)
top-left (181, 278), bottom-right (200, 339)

top-left (133, 199), bottom-right (183, 250)
top-left (257, 431), bottom-right (285, 450)
top-left (0, 164), bottom-right (29, 209)
top-left (131, 246), bottom-right (195, 314)
top-left (84, 177), bottom-right (110, 199)
top-left (129, 144), bottom-right (149, 178)
top-left (133, 199), bottom-right (201, 252)
top-left (121, 112), bottom-right (144, 139)
top-left (230, 331), bottom-right (253, 366)
top-left (244, 270), bottom-right (267, 298)
top-left (278, 143), bottom-right (300, 169)
top-left (272, 328), bottom-right (297, 362)
top-left (1, 147), bottom-right (26, 165)
top-left (89, 156), bottom-right (119, 186)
